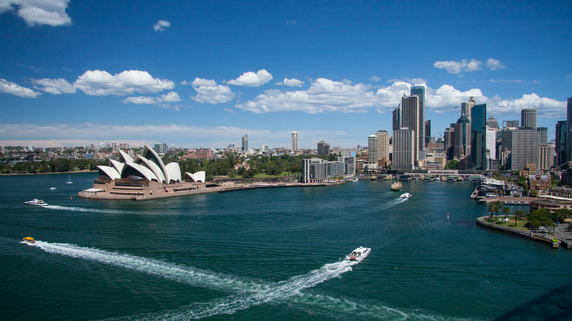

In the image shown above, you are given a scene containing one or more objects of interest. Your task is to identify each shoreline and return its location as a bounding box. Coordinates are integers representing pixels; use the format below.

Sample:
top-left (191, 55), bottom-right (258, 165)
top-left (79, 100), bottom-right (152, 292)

top-left (475, 216), bottom-right (572, 249)
top-left (0, 170), bottom-right (98, 176)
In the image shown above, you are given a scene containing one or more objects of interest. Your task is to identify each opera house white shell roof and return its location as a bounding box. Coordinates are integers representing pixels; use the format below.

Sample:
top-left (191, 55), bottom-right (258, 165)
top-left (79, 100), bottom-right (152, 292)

top-left (97, 145), bottom-right (204, 184)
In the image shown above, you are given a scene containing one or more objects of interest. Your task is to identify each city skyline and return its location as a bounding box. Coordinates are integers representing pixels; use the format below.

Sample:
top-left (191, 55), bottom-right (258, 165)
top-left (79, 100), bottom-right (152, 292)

top-left (0, 1), bottom-right (570, 149)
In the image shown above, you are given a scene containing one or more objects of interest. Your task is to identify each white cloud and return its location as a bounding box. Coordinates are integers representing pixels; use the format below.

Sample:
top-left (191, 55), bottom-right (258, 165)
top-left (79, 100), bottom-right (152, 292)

top-left (32, 78), bottom-right (76, 94)
top-left (0, 78), bottom-right (41, 98)
top-left (235, 77), bottom-right (567, 119)
top-left (0, 0), bottom-right (71, 26)
top-left (369, 76), bottom-right (381, 82)
top-left (286, 19), bottom-right (296, 25)
top-left (486, 58), bottom-right (506, 70)
top-left (153, 19), bottom-right (170, 31)
top-left (227, 69), bottom-right (273, 87)
top-left (190, 77), bottom-right (235, 104)
top-left (465, 59), bottom-right (482, 72)
top-left (122, 91), bottom-right (181, 105)
top-left (73, 70), bottom-right (175, 96)
top-left (225, 108), bottom-right (236, 114)
top-left (276, 78), bottom-right (304, 87)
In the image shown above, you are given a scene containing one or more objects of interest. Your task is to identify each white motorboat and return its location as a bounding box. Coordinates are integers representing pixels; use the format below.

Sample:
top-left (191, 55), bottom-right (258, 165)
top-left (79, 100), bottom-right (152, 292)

top-left (352, 178), bottom-right (359, 182)
top-left (24, 198), bottom-right (48, 206)
top-left (400, 193), bottom-right (412, 199)
top-left (346, 246), bottom-right (371, 262)
top-left (50, 187), bottom-right (57, 190)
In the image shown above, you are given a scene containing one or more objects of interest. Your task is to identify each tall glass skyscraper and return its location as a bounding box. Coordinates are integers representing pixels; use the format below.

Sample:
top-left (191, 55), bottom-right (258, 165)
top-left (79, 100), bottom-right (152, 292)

top-left (471, 104), bottom-right (487, 170)
top-left (410, 86), bottom-right (425, 158)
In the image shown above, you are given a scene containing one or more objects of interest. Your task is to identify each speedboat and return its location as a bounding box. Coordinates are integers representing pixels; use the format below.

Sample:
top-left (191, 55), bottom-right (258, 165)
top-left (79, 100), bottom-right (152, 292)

top-left (400, 193), bottom-right (412, 199)
top-left (50, 187), bottom-right (57, 190)
top-left (352, 178), bottom-right (359, 182)
top-left (346, 246), bottom-right (371, 262)
top-left (24, 198), bottom-right (48, 206)
top-left (22, 237), bottom-right (36, 244)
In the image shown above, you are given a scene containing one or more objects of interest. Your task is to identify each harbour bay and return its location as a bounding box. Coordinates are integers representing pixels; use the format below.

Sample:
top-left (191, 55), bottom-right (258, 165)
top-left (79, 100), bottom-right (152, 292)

top-left (1, 173), bottom-right (571, 320)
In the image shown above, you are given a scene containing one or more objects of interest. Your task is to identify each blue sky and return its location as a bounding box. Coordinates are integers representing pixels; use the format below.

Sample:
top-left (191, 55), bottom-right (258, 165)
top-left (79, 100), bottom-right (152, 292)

top-left (0, 0), bottom-right (571, 149)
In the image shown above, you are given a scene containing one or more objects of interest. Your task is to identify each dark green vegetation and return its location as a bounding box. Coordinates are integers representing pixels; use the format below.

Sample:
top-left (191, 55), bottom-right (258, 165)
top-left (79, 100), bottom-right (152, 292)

top-left (1, 159), bottom-right (106, 174)
top-left (488, 202), bottom-right (571, 230)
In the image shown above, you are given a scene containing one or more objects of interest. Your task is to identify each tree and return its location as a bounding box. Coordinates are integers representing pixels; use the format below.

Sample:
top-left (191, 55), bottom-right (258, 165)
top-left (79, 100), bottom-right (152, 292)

top-left (526, 209), bottom-right (552, 228)
top-left (552, 208), bottom-right (571, 224)
top-left (488, 204), bottom-right (498, 219)
top-left (513, 210), bottom-right (527, 225)
top-left (445, 160), bottom-right (460, 169)
top-left (502, 206), bottom-right (512, 221)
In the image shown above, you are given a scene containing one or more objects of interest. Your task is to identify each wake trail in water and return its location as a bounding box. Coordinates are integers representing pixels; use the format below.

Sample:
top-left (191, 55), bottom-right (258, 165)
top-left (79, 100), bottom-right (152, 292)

top-left (122, 261), bottom-right (357, 320)
top-left (44, 205), bottom-right (133, 215)
top-left (27, 241), bottom-right (258, 293)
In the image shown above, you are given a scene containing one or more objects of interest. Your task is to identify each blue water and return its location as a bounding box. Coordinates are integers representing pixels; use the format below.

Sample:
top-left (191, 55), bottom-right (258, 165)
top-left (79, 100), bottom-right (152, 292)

top-left (1, 173), bottom-right (571, 320)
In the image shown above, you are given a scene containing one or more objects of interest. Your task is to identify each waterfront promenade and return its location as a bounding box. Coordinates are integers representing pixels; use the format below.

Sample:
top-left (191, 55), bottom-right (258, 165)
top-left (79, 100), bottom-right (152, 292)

top-left (476, 216), bottom-right (572, 249)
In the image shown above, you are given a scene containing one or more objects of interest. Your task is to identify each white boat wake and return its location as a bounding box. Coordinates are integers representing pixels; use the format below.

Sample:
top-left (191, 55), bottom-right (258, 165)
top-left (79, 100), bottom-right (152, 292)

top-left (24, 241), bottom-right (463, 320)
top-left (43, 205), bottom-right (134, 215)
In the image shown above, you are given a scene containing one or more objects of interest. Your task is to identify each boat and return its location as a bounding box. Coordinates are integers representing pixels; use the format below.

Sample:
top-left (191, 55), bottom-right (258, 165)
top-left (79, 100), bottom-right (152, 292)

top-left (446, 175), bottom-right (458, 182)
top-left (400, 193), bottom-right (412, 199)
top-left (399, 175), bottom-right (413, 181)
top-left (50, 187), bottom-right (57, 190)
top-left (391, 180), bottom-right (403, 191)
top-left (352, 178), bottom-right (359, 182)
top-left (346, 246), bottom-right (371, 262)
top-left (22, 237), bottom-right (36, 244)
top-left (66, 175), bottom-right (73, 184)
top-left (24, 198), bottom-right (48, 206)
top-left (423, 175), bottom-right (435, 181)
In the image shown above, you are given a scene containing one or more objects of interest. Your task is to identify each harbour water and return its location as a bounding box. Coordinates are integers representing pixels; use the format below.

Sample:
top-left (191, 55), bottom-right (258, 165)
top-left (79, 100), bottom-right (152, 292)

top-left (1, 173), bottom-right (571, 320)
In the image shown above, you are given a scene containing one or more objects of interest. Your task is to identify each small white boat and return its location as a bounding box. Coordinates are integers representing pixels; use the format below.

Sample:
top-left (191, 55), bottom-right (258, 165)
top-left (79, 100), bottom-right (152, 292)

top-left (352, 178), bottom-right (359, 182)
top-left (50, 187), bottom-right (57, 190)
top-left (66, 175), bottom-right (73, 184)
top-left (400, 193), bottom-right (412, 199)
top-left (25, 198), bottom-right (48, 206)
top-left (346, 246), bottom-right (371, 262)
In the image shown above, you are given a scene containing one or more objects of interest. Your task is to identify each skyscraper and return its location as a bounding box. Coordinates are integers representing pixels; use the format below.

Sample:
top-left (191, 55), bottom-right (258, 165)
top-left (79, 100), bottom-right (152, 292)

top-left (401, 94), bottom-right (421, 160)
top-left (461, 97), bottom-right (476, 122)
top-left (424, 120), bottom-right (431, 146)
top-left (471, 104), bottom-right (487, 169)
top-left (376, 130), bottom-right (390, 164)
top-left (410, 86), bottom-right (426, 158)
top-left (242, 134), bottom-right (248, 152)
top-left (291, 132), bottom-right (298, 152)
top-left (453, 114), bottom-right (471, 159)
top-left (567, 97), bottom-right (572, 163)
top-left (317, 141), bottom-right (330, 155)
top-left (501, 129), bottom-right (539, 170)
top-left (486, 115), bottom-right (499, 130)
top-left (521, 109), bottom-right (537, 129)
top-left (556, 120), bottom-right (568, 166)
top-left (537, 127), bottom-right (547, 145)
top-left (368, 135), bottom-right (378, 164)
top-left (392, 129), bottom-right (415, 170)
top-left (392, 104), bottom-right (401, 131)
top-left (539, 144), bottom-right (555, 170)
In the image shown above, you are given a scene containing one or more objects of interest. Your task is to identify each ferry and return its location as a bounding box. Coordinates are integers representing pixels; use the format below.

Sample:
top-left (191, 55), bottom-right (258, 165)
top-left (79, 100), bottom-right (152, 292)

top-left (423, 175), bottom-right (435, 181)
top-left (400, 193), bottom-right (412, 199)
top-left (24, 198), bottom-right (48, 206)
top-left (446, 175), bottom-right (458, 182)
top-left (22, 237), bottom-right (36, 244)
top-left (391, 181), bottom-right (403, 191)
top-left (346, 246), bottom-right (371, 262)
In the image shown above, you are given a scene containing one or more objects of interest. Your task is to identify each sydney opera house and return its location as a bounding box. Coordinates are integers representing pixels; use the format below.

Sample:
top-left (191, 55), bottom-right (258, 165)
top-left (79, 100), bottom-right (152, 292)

top-left (78, 145), bottom-right (222, 200)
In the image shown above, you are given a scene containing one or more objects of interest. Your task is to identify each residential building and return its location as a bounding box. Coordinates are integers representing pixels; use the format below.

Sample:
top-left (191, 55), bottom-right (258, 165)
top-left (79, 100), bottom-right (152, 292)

top-left (291, 132), bottom-right (298, 153)
top-left (317, 140), bottom-right (330, 155)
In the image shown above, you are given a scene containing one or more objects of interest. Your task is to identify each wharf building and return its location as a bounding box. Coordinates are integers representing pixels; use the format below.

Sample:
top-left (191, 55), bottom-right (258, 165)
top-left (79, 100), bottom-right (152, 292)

top-left (79, 145), bottom-right (213, 200)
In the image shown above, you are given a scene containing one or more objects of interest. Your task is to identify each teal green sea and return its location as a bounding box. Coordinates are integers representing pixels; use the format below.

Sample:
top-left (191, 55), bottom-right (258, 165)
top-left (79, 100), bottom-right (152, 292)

top-left (1, 173), bottom-right (571, 320)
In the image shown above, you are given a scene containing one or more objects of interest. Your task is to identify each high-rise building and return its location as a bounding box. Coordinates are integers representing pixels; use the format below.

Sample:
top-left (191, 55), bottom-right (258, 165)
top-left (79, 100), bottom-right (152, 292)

top-left (471, 104), bottom-right (487, 169)
top-left (291, 132), bottom-right (298, 152)
top-left (539, 143), bottom-right (555, 170)
top-left (317, 141), bottom-right (330, 155)
top-left (424, 120), bottom-right (431, 146)
top-left (503, 120), bottom-right (519, 128)
top-left (537, 127), bottom-right (547, 145)
top-left (242, 134), bottom-right (248, 152)
top-left (153, 143), bottom-right (168, 154)
top-left (368, 135), bottom-right (378, 164)
top-left (521, 109), bottom-right (537, 129)
top-left (453, 114), bottom-right (471, 159)
top-left (556, 120), bottom-right (568, 166)
top-left (461, 97), bottom-right (476, 122)
top-left (392, 129), bottom-right (415, 170)
top-left (486, 116), bottom-right (499, 130)
top-left (410, 86), bottom-right (426, 158)
top-left (444, 126), bottom-right (455, 159)
top-left (567, 97), bottom-right (572, 164)
top-left (392, 104), bottom-right (401, 131)
top-left (375, 130), bottom-right (390, 164)
top-left (486, 127), bottom-right (497, 162)
top-left (501, 128), bottom-right (539, 170)
top-left (401, 94), bottom-right (421, 160)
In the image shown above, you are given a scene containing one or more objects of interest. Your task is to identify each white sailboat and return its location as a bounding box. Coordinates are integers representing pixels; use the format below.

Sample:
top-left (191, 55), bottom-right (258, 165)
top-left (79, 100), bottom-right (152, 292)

top-left (66, 175), bottom-right (73, 184)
